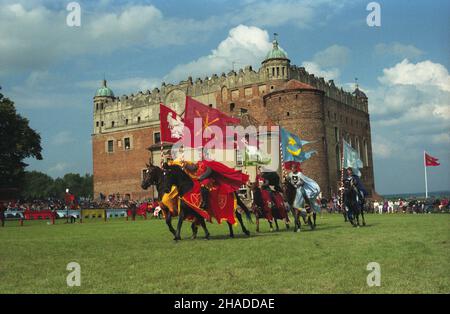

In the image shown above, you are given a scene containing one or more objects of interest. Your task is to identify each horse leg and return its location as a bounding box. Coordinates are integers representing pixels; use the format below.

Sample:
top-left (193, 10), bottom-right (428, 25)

top-left (268, 220), bottom-right (274, 232)
top-left (199, 217), bottom-right (210, 239)
top-left (174, 208), bottom-right (184, 241)
top-left (236, 210), bottom-right (250, 236)
top-left (227, 221), bottom-right (234, 238)
top-left (165, 212), bottom-right (176, 236)
top-left (292, 209), bottom-right (298, 232)
top-left (274, 218), bottom-right (280, 231)
top-left (361, 209), bottom-right (366, 226)
top-left (190, 221), bottom-right (198, 239)
top-left (313, 212), bottom-right (317, 228)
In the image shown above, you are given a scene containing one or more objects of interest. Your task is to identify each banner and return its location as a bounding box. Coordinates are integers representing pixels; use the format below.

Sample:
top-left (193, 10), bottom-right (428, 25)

top-left (343, 139), bottom-right (363, 177)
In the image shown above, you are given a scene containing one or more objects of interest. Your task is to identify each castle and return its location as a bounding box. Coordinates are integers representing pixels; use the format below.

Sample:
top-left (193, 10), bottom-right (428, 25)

top-left (92, 38), bottom-right (375, 200)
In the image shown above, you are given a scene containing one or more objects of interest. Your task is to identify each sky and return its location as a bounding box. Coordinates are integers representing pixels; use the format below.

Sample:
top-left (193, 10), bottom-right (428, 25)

top-left (0, 0), bottom-right (449, 195)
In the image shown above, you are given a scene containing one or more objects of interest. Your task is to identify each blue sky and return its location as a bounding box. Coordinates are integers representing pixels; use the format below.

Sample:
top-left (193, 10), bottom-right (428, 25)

top-left (0, 0), bottom-right (449, 194)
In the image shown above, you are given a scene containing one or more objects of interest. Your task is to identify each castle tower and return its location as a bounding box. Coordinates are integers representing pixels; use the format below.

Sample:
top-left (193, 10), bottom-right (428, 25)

top-left (93, 79), bottom-right (115, 133)
top-left (261, 34), bottom-right (290, 81)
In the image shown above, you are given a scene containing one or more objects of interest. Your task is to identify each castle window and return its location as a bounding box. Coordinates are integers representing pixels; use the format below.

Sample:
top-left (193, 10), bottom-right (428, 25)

top-left (295, 94), bottom-right (298, 99)
top-left (125, 119), bottom-right (128, 125)
top-left (230, 103), bottom-right (235, 111)
top-left (209, 104), bottom-right (213, 108)
top-left (96, 121), bottom-right (99, 127)
top-left (96, 104), bottom-right (99, 111)
top-left (124, 137), bottom-right (131, 150)
top-left (287, 112), bottom-right (290, 116)
top-left (279, 97), bottom-right (282, 102)
top-left (137, 116), bottom-right (141, 123)
top-left (271, 86), bottom-right (274, 90)
top-left (276, 67), bottom-right (280, 77)
top-left (101, 121), bottom-right (104, 126)
top-left (282, 67), bottom-right (285, 76)
top-left (154, 132), bottom-right (161, 144)
top-left (111, 121), bottom-right (115, 127)
top-left (107, 140), bottom-right (114, 153)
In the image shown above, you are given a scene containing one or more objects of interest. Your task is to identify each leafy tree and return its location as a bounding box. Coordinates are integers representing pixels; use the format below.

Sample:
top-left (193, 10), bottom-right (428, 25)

top-left (0, 88), bottom-right (42, 197)
top-left (21, 171), bottom-right (54, 199)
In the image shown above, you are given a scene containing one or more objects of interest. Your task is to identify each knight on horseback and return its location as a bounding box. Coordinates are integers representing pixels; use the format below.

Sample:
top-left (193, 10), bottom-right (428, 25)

top-left (341, 167), bottom-right (368, 226)
top-left (286, 163), bottom-right (321, 232)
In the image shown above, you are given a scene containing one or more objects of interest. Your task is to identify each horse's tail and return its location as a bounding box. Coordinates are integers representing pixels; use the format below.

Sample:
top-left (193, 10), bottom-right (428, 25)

top-left (235, 192), bottom-right (253, 224)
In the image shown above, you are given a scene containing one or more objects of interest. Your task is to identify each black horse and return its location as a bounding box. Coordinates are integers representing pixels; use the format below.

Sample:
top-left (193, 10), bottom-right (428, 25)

top-left (284, 181), bottom-right (316, 232)
top-left (141, 163), bottom-right (211, 240)
top-left (164, 164), bottom-right (252, 240)
top-left (342, 178), bottom-right (366, 227)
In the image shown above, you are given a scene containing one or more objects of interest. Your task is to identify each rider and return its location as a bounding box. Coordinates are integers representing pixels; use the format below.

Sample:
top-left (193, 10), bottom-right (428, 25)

top-left (194, 159), bottom-right (249, 210)
top-left (287, 163), bottom-right (321, 213)
top-left (343, 167), bottom-right (368, 210)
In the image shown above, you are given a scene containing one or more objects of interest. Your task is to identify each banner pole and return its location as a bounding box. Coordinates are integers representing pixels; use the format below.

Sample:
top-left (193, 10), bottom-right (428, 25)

top-left (339, 140), bottom-right (345, 210)
top-left (424, 150), bottom-right (428, 199)
top-left (279, 130), bottom-right (287, 179)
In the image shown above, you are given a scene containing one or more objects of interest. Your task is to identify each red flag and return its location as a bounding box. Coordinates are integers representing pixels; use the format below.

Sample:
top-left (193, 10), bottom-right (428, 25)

top-left (184, 97), bottom-right (240, 148)
top-left (425, 153), bottom-right (440, 167)
top-left (160, 103), bottom-right (185, 143)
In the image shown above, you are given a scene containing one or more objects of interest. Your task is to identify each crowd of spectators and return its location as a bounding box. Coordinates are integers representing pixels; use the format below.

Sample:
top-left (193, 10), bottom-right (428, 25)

top-left (322, 195), bottom-right (449, 214)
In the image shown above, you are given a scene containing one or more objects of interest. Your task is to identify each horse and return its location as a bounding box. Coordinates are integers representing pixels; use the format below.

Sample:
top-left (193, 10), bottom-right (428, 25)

top-left (342, 178), bottom-right (366, 227)
top-left (164, 164), bottom-right (252, 240)
top-left (141, 163), bottom-right (211, 240)
top-left (284, 181), bottom-right (316, 232)
top-left (249, 182), bottom-right (289, 232)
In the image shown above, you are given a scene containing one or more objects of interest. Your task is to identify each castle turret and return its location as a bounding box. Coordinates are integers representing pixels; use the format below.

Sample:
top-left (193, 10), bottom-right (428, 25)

top-left (261, 35), bottom-right (290, 81)
top-left (93, 79), bottom-right (115, 133)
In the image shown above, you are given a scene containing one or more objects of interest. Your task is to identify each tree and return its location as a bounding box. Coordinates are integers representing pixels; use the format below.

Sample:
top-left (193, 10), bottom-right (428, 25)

top-left (21, 171), bottom-right (54, 199)
top-left (0, 88), bottom-right (42, 197)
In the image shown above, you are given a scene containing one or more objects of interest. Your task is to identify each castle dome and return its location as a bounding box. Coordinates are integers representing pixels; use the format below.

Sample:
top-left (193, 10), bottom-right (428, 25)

top-left (95, 80), bottom-right (114, 97)
top-left (264, 39), bottom-right (289, 61)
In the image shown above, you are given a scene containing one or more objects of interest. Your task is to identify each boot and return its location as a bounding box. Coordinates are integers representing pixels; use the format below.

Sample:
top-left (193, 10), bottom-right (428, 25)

top-left (200, 186), bottom-right (209, 210)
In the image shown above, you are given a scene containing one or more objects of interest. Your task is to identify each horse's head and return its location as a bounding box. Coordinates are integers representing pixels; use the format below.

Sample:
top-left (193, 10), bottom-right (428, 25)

top-left (141, 161), bottom-right (162, 190)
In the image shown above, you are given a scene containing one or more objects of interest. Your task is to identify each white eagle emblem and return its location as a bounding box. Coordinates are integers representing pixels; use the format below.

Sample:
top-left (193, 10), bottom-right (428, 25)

top-left (167, 112), bottom-right (184, 139)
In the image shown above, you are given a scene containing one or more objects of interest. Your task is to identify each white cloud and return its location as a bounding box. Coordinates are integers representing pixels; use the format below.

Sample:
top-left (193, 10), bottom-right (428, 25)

top-left (378, 59), bottom-right (450, 92)
top-left (369, 59), bottom-right (450, 163)
top-left (164, 25), bottom-right (272, 83)
top-left (0, 3), bottom-right (222, 75)
top-left (301, 61), bottom-right (340, 81)
top-left (375, 43), bottom-right (424, 59)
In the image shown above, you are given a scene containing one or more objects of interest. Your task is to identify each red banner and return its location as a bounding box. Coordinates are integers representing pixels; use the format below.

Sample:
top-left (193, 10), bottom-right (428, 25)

top-left (425, 153), bottom-right (440, 167)
top-left (184, 96), bottom-right (240, 148)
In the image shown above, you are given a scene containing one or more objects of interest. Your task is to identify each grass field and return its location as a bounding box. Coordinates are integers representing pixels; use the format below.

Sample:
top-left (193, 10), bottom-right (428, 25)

top-left (0, 213), bottom-right (448, 294)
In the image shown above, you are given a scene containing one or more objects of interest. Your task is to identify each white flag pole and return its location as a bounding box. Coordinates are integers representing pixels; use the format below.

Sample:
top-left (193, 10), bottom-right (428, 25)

top-left (424, 150), bottom-right (428, 199)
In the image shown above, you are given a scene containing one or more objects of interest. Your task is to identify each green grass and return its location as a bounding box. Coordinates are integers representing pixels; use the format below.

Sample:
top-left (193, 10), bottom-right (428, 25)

top-left (0, 213), bottom-right (449, 293)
